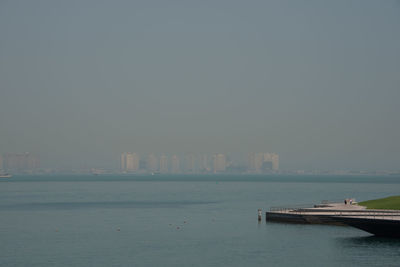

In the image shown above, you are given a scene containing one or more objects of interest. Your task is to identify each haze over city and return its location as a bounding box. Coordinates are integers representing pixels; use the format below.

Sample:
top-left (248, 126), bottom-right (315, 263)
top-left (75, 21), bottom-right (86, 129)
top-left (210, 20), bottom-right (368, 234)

top-left (2, 2), bottom-right (400, 266)
top-left (1, 0), bottom-right (399, 171)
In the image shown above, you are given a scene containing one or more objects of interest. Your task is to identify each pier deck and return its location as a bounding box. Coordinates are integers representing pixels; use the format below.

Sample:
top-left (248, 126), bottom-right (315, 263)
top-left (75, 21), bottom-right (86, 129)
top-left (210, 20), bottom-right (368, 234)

top-left (266, 202), bottom-right (400, 237)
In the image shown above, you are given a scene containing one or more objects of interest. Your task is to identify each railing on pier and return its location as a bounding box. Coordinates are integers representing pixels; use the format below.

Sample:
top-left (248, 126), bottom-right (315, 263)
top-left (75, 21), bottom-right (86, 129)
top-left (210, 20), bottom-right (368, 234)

top-left (269, 204), bottom-right (315, 212)
top-left (269, 200), bottom-right (346, 212)
top-left (320, 199), bottom-right (345, 205)
top-left (331, 210), bottom-right (400, 220)
top-left (269, 204), bottom-right (400, 220)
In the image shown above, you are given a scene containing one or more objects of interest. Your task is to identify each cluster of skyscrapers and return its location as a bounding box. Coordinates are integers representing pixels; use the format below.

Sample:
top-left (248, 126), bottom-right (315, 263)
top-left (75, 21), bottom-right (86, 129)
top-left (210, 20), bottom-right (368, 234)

top-left (120, 152), bottom-right (278, 174)
top-left (0, 151), bottom-right (278, 174)
top-left (121, 152), bottom-right (226, 174)
top-left (0, 152), bottom-right (40, 173)
top-left (247, 152), bottom-right (279, 173)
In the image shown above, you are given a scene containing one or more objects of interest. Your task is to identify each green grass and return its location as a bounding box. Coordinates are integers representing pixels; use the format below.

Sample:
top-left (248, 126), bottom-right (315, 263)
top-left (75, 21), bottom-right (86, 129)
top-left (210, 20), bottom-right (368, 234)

top-left (359, 196), bottom-right (400, 210)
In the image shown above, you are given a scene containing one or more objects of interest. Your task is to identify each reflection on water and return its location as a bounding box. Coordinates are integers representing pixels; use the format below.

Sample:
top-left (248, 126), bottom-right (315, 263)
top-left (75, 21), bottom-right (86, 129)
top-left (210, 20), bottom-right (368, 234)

top-left (0, 200), bottom-right (218, 211)
top-left (334, 236), bottom-right (400, 267)
top-left (339, 235), bottom-right (400, 247)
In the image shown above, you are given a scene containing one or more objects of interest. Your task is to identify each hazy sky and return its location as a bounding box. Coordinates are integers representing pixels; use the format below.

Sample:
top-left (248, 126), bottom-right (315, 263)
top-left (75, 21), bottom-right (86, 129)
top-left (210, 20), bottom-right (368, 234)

top-left (0, 0), bottom-right (399, 170)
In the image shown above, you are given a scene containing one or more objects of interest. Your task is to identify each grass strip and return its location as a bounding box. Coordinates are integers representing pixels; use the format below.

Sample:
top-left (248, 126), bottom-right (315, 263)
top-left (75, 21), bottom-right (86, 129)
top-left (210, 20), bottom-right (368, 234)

top-left (359, 196), bottom-right (400, 210)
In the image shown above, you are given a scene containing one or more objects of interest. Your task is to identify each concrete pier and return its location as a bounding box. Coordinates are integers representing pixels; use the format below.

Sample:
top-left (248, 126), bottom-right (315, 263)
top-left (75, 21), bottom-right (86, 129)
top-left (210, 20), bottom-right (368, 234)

top-left (266, 202), bottom-right (400, 237)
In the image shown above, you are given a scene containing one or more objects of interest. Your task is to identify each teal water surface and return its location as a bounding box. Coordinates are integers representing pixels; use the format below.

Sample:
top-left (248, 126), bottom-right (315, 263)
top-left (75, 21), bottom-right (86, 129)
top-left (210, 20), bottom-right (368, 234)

top-left (1, 175), bottom-right (400, 266)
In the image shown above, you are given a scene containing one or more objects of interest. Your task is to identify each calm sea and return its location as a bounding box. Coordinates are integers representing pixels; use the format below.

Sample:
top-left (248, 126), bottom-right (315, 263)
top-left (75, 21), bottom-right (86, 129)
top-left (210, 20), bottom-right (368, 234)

top-left (1, 175), bottom-right (400, 267)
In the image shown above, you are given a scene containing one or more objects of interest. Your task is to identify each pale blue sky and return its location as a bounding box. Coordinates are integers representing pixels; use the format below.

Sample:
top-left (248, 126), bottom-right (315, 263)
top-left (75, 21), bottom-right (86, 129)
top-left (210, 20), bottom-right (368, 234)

top-left (0, 0), bottom-right (399, 170)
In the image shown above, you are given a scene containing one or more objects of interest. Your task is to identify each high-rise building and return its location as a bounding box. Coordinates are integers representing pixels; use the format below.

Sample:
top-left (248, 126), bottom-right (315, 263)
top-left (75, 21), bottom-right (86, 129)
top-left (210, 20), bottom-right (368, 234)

top-left (126, 152), bottom-right (139, 171)
top-left (121, 152), bottom-right (139, 172)
top-left (213, 153), bottom-right (226, 173)
top-left (264, 153), bottom-right (279, 171)
top-left (121, 153), bottom-right (127, 171)
top-left (248, 152), bottom-right (279, 172)
top-left (200, 154), bottom-right (210, 173)
top-left (147, 154), bottom-right (158, 172)
top-left (171, 155), bottom-right (180, 174)
top-left (133, 152), bottom-right (140, 171)
top-left (159, 154), bottom-right (168, 173)
top-left (184, 153), bottom-right (196, 173)
top-left (3, 152), bottom-right (39, 172)
top-left (248, 152), bottom-right (263, 172)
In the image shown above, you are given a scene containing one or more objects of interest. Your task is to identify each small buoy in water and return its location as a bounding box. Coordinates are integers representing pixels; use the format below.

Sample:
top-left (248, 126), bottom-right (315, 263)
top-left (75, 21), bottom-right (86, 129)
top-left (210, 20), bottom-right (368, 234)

top-left (116, 228), bottom-right (121, 231)
top-left (176, 226), bottom-right (180, 230)
top-left (184, 221), bottom-right (187, 224)
top-left (55, 228), bottom-right (59, 232)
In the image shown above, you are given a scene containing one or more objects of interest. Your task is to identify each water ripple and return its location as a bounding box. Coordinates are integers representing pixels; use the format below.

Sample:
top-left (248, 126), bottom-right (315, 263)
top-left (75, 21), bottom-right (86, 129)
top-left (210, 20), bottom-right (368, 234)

top-left (0, 200), bottom-right (219, 210)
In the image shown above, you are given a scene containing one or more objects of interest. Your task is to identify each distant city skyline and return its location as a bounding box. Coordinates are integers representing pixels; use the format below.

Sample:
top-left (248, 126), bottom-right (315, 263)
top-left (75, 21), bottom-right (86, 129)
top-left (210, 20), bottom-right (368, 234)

top-left (2, 148), bottom-right (400, 175)
top-left (119, 152), bottom-right (279, 174)
top-left (2, 150), bottom-right (400, 176)
top-left (119, 151), bottom-right (280, 174)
